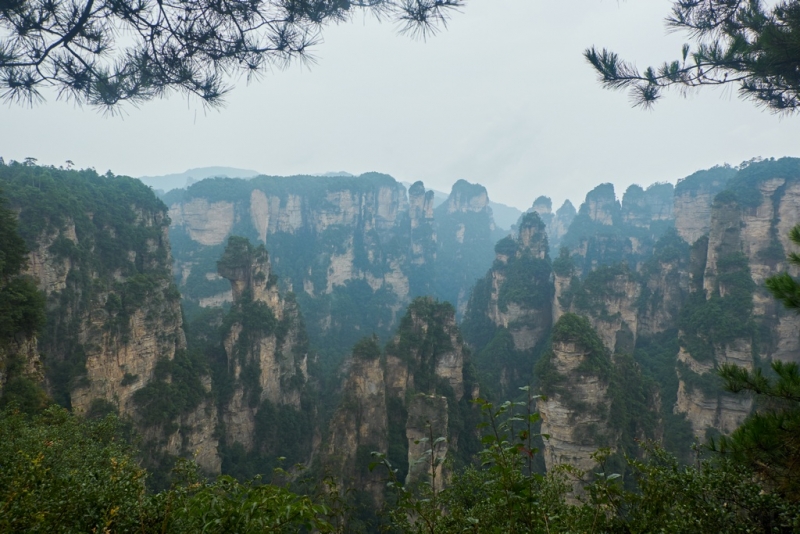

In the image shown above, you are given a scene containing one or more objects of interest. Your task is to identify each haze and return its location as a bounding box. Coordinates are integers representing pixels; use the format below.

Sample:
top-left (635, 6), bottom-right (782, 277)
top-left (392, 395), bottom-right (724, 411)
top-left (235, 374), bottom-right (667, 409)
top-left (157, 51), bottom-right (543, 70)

top-left (3, 0), bottom-right (799, 210)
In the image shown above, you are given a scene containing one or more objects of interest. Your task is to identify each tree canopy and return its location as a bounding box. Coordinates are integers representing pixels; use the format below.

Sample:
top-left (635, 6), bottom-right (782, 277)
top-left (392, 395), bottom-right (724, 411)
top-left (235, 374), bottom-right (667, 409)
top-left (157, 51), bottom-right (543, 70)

top-left (587, 0), bottom-right (800, 114)
top-left (0, 0), bottom-right (462, 110)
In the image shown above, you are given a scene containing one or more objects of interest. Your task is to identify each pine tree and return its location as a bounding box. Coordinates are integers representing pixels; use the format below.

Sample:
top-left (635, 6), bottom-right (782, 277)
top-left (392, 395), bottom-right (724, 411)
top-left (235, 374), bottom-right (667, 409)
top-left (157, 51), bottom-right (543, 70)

top-left (0, 0), bottom-right (462, 110)
top-left (587, 1), bottom-right (800, 113)
top-left (715, 223), bottom-right (800, 500)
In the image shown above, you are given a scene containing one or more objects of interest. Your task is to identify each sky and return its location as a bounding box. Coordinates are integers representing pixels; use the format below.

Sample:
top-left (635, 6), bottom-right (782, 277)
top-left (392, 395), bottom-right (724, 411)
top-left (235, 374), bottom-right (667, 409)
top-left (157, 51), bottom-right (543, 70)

top-left (3, 0), bottom-right (800, 211)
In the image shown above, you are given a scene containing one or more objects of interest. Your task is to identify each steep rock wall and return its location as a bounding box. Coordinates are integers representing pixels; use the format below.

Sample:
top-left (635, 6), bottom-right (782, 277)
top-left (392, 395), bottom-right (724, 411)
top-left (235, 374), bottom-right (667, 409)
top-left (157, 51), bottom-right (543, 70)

top-left (216, 238), bottom-right (309, 452)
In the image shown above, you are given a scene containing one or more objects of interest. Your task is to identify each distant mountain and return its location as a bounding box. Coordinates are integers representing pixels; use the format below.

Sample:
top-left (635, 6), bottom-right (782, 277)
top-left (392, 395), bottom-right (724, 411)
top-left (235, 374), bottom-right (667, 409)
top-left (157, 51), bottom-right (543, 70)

top-left (315, 171), bottom-right (355, 177)
top-left (400, 181), bottom-right (521, 230)
top-left (488, 201), bottom-right (523, 231)
top-left (138, 166), bottom-right (260, 192)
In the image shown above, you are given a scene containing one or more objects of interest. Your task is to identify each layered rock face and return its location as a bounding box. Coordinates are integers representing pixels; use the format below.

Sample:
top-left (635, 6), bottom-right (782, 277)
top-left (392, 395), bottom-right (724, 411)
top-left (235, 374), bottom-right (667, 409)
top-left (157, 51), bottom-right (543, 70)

top-left (561, 265), bottom-right (641, 353)
top-left (621, 183), bottom-right (674, 228)
top-left (460, 159), bottom-right (800, 472)
top-left (561, 182), bottom-right (676, 276)
top-left (672, 160), bottom-right (800, 437)
top-left (673, 166), bottom-right (735, 245)
top-left (15, 200), bottom-right (187, 420)
top-left (323, 338), bottom-right (388, 504)
top-left (538, 338), bottom-right (612, 479)
top-left (323, 297), bottom-right (474, 505)
top-left (216, 237), bottom-right (309, 452)
top-left (525, 196), bottom-right (576, 253)
top-left (462, 212), bottom-right (553, 397)
top-left (166, 174), bottom-right (500, 363)
top-left (0, 166), bottom-right (218, 471)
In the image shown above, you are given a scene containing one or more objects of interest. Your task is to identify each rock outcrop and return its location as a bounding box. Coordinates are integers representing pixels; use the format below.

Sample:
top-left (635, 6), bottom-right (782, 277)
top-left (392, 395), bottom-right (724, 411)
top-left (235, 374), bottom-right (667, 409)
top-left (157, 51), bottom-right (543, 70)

top-left (216, 237), bottom-right (309, 451)
top-left (323, 297), bottom-right (475, 505)
top-left (166, 174), bottom-right (499, 364)
top-left (673, 166), bottom-right (734, 245)
top-left (462, 212), bottom-right (553, 397)
top-left (536, 315), bottom-right (615, 485)
top-left (0, 166), bottom-right (219, 472)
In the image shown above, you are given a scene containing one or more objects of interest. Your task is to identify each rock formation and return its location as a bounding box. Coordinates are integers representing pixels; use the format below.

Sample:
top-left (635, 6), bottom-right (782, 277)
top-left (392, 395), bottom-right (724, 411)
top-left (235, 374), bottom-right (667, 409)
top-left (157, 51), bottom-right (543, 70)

top-left (0, 166), bottom-right (220, 472)
top-left (323, 297), bottom-right (475, 506)
top-left (166, 174), bottom-right (500, 365)
top-left (462, 212), bottom-right (553, 397)
top-left (216, 237), bottom-right (310, 455)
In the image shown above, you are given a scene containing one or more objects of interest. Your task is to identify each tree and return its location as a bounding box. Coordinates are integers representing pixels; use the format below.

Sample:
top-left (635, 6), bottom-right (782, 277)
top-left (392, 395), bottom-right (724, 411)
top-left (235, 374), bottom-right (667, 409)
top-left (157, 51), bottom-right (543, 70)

top-left (586, 1), bottom-right (800, 113)
top-left (717, 360), bottom-right (800, 500)
top-left (766, 224), bottom-right (800, 309)
top-left (712, 223), bottom-right (800, 500)
top-left (0, 0), bottom-right (462, 111)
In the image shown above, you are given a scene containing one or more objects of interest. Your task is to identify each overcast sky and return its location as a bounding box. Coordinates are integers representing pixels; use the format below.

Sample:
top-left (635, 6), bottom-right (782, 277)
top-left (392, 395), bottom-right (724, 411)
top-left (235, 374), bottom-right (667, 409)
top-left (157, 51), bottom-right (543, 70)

top-left (3, 0), bottom-right (800, 210)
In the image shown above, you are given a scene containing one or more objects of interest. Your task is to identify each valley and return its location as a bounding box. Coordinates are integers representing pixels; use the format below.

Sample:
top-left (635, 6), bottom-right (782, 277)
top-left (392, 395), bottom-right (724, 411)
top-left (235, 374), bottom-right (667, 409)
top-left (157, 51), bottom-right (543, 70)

top-left (1, 157), bottom-right (799, 529)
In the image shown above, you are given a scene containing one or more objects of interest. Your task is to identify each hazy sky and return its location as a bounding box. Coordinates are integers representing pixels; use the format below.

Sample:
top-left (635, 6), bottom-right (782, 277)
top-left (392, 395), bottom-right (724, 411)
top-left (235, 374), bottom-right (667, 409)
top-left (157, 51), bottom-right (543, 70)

top-left (3, 0), bottom-right (800, 210)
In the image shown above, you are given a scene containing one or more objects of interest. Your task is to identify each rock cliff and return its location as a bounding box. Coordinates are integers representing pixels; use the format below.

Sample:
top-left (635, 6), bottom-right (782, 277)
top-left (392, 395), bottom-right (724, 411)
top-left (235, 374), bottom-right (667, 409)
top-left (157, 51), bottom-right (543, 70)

top-left (673, 159), bottom-right (800, 438)
top-left (323, 297), bottom-right (476, 506)
top-left (0, 164), bottom-right (219, 473)
top-left (536, 315), bottom-right (615, 485)
top-left (673, 166), bottom-right (735, 245)
top-left (165, 174), bottom-right (499, 367)
top-left (462, 212), bottom-right (553, 397)
top-left (215, 237), bottom-right (312, 463)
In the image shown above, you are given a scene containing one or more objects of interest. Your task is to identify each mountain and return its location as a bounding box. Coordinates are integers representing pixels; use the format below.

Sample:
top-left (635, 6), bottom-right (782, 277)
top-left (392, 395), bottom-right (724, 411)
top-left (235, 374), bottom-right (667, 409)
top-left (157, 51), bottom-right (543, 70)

top-left (400, 181), bottom-right (522, 231)
top-left (0, 162), bottom-right (219, 475)
top-left (5, 157), bottom-right (800, 522)
top-left (163, 173), bottom-right (502, 367)
top-left (138, 166), bottom-right (260, 192)
top-left (463, 158), bottom-right (800, 482)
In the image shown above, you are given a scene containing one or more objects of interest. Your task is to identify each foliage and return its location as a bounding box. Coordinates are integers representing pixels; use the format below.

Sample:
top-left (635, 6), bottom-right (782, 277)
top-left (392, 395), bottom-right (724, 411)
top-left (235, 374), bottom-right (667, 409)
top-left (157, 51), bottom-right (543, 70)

top-left (551, 246), bottom-right (574, 277)
top-left (0, 162), bottom-right (181, 407)
top-left (679, 252), bottom-right (756, 362)
top-left (674, 164), bottom-right (737, 196)
top-left (0, 0), bottom-right (462, 110)
top-left (766, 223), bottom-right (800, 310)
top-left (132, 350), bottom-right (209, 430)
top-left (352, 335), bottom-right (382, 360)
top-left (373, 388), bottom-right (800, 533)
top-left (0, 405), bottom-right (148, 533)
top-left (633, 332), bottom-right (695, 459)
top-left (536, 313), bottom-right (612, 399)
top-left (0, 405), bottom-right (337, 533)
top-left (160, 467), bottom-right (334, 533)
top-left (496, 247), bottom-right (552, 313)
top-left (717, 358), bottom-right (800, 502)
top-left (727, 157), bottom-right (800, 208)
top-left (0, 190), bottom-right (45, 344)
top-left (587, 0), bottom-right (800, 113)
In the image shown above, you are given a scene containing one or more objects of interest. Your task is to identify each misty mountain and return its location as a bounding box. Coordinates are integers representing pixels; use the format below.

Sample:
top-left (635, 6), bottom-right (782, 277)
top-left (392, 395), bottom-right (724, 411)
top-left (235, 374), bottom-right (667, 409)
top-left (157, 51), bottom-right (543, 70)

top-left (401, 181), bottom-right (522, 230)
top-left (138, 166), bottom-right (260, 192)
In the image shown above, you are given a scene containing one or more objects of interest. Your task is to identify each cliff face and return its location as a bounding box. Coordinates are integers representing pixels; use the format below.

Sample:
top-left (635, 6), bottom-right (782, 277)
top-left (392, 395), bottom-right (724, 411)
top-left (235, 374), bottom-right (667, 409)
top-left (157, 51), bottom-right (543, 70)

top-left (459, 159), bottom-right (800, 475)
top-left (673, 166), bottom-right (735, 245)
top-left (673, 159), bottom-right (800, 437)
top-left (166, 174), bottom-right (499, 367)
top-left (323, 338), bottom-right (388, 505)
top-left (216, 237), bottom-right (310, 454)
top-left (323, 297), bottom-right (475, 505)
top-left (549, 200), bottom-right (577, 251)
top-left (462, 212), bottom-right (553, 397)
top-left (0, 165), bottom-right (221, 472)
top-left (434, 179), bottom-right (504, 316)
top-left (536, 314), bottom-right (621, 488)
top-left (562, 265), bottom-right (640, 353)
